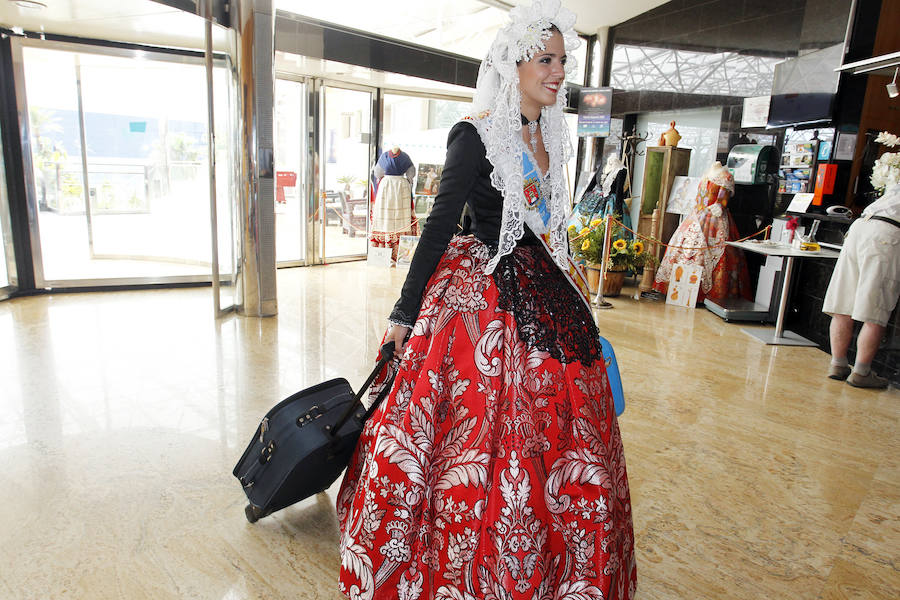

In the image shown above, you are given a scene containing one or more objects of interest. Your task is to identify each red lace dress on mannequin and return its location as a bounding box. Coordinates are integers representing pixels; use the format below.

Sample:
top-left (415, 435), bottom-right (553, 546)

top-left (652, 164), bottom-right (751, 302)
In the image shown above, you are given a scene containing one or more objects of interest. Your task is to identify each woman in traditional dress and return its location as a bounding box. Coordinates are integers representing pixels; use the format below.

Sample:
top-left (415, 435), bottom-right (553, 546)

top-left (337, 2), bottom-right (637, 598)
top-left (652, 162), bottom-right (752, 302)
top-left (371, 145), bottom-right (418, 261)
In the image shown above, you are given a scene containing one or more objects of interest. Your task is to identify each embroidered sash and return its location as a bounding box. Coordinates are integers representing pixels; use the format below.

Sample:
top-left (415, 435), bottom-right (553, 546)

top-left (521, 151), bottom-right (592, 311)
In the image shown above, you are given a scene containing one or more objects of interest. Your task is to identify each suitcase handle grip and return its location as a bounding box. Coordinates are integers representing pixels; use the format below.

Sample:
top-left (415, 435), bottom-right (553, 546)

top-left (330, 342), bottom-right (396, 437)
top-left (353, 341), bottom-right (395, 404)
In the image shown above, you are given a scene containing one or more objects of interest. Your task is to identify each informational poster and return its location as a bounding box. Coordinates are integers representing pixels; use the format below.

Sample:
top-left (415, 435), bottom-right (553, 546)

top-left (786, 192), bottom-right (814, 213)
top-left (415, 164), bottom-right (443, 196)
top-left (667, 176), bottom-right (701, 215)
top-left (368, 246), bottom-right (392, 268)
top-left (741, 96), bottom-right (771, 128)
top-left (396, 235), bottom-right (420, 266)
top-left (577, 87), bottom-right (612, 137)
top-left (665, 263), bottom-right (702, 308)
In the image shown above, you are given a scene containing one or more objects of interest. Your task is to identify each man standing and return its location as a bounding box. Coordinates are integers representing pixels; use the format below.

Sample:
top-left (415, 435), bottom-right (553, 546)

top-left (823, 183), bottom-right (900, 389)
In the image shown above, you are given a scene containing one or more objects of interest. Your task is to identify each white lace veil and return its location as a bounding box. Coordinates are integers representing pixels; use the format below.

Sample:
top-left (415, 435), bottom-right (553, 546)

top-left (469, 0), bottom-right (580, 274)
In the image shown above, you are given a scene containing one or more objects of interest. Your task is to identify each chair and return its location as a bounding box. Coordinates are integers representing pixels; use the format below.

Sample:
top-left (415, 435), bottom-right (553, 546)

top-left (324, 191), bottom-right (342, 226)
top-left (341, 194), bottom-right (369, 237)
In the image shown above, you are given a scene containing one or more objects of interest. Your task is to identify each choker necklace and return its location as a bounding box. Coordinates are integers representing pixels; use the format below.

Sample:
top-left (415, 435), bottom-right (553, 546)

top-left (521, 113), bottom-right (541, 154)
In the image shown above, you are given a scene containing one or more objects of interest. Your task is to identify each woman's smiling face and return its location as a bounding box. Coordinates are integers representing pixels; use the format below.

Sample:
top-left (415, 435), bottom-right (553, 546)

top-left (517, 30), bottom-right (567, 119)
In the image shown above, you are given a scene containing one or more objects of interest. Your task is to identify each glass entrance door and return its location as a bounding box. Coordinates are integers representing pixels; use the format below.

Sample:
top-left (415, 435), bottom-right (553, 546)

top-left (321, 85), bottom-right (373, 261)
top-left (274, 77), bottom-right (308, 266)
top-left (15, 40), bottom-right (230, 287)
top-left (273, 80), bottom-right (374, 265)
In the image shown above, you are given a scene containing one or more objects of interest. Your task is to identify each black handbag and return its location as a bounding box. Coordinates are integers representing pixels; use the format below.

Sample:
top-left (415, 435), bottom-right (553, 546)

top-left (233, 342), bottom-right (397, 523)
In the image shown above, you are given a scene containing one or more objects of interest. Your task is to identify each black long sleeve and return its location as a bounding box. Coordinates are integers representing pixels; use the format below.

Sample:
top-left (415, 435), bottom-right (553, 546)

top-left (388, 122), bottom-right (488, 327)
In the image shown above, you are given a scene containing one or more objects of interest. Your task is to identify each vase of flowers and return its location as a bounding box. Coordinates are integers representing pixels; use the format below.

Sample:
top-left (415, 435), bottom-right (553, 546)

top-left (871, 131), bottom-right (900, 194)
top-left (568, 215), bottom-right (658, 297)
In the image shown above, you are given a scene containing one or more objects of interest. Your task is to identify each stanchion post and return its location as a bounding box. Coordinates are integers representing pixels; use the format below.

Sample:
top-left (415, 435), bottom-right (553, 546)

top-left (593, 215), bottom-right (613, 309)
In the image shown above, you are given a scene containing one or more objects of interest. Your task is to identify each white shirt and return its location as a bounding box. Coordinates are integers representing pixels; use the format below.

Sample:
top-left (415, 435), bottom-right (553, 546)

top-left (862, 183), bottom-right (900, 222)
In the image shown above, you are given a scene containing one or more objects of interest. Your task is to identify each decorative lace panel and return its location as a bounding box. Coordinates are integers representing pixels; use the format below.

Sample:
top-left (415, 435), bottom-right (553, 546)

top-left (492, 245), bottom-right (601, 366)
top-left (602, 166), bottom-right (626, 196)
top-left (468, 0), bottom-right (580, 278)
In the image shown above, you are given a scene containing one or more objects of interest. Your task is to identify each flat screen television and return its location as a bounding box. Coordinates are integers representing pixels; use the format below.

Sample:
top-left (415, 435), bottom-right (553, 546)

top-left (767, 44), bottom-right (843, 128)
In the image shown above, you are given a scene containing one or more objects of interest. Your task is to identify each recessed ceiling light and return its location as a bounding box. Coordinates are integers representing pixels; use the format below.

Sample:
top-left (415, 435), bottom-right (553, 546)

top-left (12, 0), bottom-right (48, 9)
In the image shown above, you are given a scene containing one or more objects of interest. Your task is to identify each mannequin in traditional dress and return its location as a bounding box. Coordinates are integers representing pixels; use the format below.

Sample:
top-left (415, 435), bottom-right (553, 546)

top-left (371, 145), bottom-right (418, 261)
top-left (567, 155), bottom-right (632, 238)
top-left (652, 162), bottom-right (751, 302)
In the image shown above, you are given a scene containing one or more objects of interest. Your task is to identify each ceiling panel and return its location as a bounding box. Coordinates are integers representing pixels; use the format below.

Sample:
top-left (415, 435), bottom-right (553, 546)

top-left (1, 1), bottom-right (671, 54)
top-left (0, 0), bottom-right (216, 50)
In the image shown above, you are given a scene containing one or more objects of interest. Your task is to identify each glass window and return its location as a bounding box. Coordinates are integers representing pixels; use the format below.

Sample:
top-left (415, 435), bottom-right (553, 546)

top-left (382, 93), bottom-right (470, 223)
top-left (566, 36), bottom-right (589, 86)
top-left (631, 107), bottom-right (724, 200)
top-left (610, 44), bottom-right (781, 97)
top-left (591, 40), bottom-right (603, 87)
top-left (22, 46), bottom-right (218, 283)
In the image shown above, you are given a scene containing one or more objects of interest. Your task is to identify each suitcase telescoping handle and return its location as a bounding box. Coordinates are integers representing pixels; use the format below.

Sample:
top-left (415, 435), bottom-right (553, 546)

top-left (330, 341), bottom-right (397, 437)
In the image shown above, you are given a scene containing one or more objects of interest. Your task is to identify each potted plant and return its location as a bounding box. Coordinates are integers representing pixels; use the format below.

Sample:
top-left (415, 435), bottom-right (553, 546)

top-left (568, 215), bottom-right (658, 296)
top-left (336, 174), bottom-right (356, 197)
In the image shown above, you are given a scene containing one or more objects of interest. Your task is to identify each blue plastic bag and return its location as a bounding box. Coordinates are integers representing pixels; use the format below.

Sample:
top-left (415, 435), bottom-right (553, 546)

top-left (598, 336), bottom-right (625, 416)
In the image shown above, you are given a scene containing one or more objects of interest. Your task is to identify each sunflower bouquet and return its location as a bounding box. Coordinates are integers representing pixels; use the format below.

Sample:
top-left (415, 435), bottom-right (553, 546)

top-left (568, 214), bottom-right (657, 271)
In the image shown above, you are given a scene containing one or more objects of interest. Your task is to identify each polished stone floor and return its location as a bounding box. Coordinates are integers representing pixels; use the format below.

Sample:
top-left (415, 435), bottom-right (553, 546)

top-left (0, 263), bottom-right (897, 599)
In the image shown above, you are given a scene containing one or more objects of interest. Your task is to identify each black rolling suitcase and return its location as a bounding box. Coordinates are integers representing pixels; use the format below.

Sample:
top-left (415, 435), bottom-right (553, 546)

top-left (233, 342), bottom-right (396, 523)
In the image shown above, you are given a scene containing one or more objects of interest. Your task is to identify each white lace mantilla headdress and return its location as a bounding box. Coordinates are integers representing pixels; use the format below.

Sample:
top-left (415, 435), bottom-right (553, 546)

top-left (469, 0), bottom-right (580, 274)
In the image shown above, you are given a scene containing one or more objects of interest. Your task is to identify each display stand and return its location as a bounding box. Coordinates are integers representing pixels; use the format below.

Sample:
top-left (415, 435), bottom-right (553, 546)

top-left (704, 295), bottom-right (775, 323)
top-left (638, 146), bottom-right (691, 260)
top-left (726, 240), bottom-right (840, 346)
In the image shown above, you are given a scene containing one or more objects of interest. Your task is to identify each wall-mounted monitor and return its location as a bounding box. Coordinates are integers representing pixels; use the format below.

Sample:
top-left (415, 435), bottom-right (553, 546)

top-left (767, 44), bottom-right (843, 128)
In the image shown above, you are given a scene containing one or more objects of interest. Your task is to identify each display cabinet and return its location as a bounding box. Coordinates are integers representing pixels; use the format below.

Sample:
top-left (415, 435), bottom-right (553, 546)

top-left (638, 146), bottom-right (691, 259)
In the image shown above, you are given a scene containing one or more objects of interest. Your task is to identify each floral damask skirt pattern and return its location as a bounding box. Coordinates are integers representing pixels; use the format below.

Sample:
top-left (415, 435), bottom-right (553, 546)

top-left (336, 236), bottom-right (637, 600)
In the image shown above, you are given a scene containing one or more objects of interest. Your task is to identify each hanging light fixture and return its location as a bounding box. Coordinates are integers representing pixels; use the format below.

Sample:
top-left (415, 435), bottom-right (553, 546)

top-left (11, 0), bottom-right (48, 9)
top-left (888, 67), bottom-right (899, 99)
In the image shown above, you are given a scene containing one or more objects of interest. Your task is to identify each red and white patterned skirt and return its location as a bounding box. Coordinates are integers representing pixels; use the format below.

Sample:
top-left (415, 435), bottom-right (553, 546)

top-left (337, 236), bottom-right (637, 600)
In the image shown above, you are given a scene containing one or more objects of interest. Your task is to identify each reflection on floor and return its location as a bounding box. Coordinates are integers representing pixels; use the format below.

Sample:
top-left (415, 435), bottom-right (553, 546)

top-left (0, 264), bottom-right (897, 599)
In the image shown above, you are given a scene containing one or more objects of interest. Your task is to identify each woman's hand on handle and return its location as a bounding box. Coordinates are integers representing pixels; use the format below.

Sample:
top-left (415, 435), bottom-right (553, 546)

top-left (387, 325), bottom-right (410, 359)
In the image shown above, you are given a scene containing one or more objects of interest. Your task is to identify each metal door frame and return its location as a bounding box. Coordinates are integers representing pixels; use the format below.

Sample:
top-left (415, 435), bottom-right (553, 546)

top-left (317, 79), bottom-right (377, 264)
top-left (11, 36), bottom-right (233, 289)
top-left (273, 72), bottom-right (310, 268)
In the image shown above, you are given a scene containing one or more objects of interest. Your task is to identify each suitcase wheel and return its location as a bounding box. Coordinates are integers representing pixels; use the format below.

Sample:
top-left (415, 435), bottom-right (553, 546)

top-left (245, 504), bottom-right (264, 523)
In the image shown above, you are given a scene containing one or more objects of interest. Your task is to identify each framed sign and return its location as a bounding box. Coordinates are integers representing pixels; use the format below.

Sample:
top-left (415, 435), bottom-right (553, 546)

top-left (415, 164), bottom-right (443, 196)
top-left (577, 87), bottom-right (612, 137)
top-left (665, 263), bottom-right (702, 308)
top-left (833, 132), bottom-right (857, 161)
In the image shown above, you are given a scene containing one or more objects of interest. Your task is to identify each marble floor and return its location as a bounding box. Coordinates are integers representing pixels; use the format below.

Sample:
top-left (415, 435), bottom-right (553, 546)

top-left (0, 263), bottom-right (897, 599)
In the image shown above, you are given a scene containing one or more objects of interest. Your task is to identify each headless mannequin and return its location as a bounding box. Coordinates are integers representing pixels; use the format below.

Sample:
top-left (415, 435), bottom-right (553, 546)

top-left (373, 144), bottom-right (415, 189)
top-left (600, 156), bottom-right (628, 216)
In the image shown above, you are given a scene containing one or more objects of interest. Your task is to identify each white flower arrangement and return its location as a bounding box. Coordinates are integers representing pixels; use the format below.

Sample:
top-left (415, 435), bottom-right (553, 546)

top-left (871, 131), bottom-right (900, 193)
top-left (874, 131), bottom-right (899, 147)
